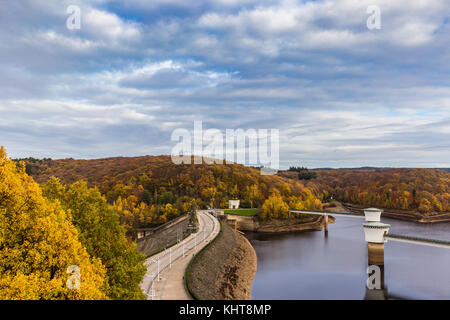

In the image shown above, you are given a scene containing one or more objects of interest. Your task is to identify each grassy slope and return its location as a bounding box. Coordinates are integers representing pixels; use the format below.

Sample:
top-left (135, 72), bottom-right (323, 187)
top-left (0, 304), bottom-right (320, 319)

top-left (224, 209), bottom-right (260, 216)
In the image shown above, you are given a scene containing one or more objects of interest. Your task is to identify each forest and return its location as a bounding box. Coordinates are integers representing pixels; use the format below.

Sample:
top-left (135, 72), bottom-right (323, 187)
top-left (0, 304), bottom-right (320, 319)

top-left (15, 154), bottom-right (323, 228)
top-left (306, 169), bottom-right (450, 214)
top-left (2, 146), bottom-right (450, 299)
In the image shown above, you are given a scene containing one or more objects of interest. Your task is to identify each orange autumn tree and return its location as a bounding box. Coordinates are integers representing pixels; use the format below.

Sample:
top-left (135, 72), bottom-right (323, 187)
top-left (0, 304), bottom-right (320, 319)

top-left (0, 147), bottom-right (106, 299)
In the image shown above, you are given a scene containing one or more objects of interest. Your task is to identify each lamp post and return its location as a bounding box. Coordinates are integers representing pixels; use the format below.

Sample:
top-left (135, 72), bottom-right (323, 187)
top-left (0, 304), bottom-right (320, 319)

top-left (149, 282), bottom-right (158, 300)
top-left (153, 258), bottom-right (161, 282)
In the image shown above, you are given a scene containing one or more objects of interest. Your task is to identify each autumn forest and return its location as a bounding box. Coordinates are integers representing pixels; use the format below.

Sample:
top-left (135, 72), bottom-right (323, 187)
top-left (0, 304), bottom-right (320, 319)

top-left (1, 146), bottom-right (449, 299)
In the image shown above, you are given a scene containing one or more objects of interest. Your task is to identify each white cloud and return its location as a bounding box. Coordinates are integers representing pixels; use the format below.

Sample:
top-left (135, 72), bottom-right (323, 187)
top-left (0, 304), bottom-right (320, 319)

top-left (0, 0), bottom-right (449, 166)
top-left (83, 8), bottom-right (141, 41)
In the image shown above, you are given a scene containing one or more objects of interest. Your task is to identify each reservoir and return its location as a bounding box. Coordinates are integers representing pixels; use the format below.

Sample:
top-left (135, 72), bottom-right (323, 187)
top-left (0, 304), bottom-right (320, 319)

top-left (246, 217), bottom-right (450, 299)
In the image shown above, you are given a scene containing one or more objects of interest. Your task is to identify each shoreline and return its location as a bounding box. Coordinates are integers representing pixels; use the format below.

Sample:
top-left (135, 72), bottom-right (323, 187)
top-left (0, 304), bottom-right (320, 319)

top-left (342, 203), bottom-right (450, 224)
top-left (225, 213), bottom-right (335, 234)
top-left (253, 216), bottom-right (335, 233)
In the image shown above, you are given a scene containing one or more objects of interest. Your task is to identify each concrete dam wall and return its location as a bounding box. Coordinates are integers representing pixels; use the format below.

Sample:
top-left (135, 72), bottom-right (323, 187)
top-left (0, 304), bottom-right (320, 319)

top-left (136, 214), bottom-right (191, 257)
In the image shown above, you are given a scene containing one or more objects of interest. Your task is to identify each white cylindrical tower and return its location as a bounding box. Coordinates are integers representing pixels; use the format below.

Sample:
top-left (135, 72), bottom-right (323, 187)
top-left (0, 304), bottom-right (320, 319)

top-left (363, 207), bottom-right (389, 243)
top-left (363, 208), bottom-right (390, 267)
top-left (364, 208), bottom-right (383, 222)
top-left (362, 208), bottom-right (389, 294)
top-left (363, 222), bottom-right (390, 243)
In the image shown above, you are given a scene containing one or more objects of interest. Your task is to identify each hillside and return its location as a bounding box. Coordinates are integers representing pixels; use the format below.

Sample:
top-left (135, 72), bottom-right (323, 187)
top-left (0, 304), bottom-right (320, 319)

top-left (20, 155), bottom-right (450, 224)
top-left (17, 155), bottom-right (323, 229)
top-left (280, 168), bottom-right (450, 219)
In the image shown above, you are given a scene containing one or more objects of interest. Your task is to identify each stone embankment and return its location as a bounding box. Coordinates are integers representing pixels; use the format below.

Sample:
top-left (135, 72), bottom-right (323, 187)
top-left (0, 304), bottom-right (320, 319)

top-left (186, 222), bottom-right (257, 300)
top-left (342, 203), bottom-right (450, 223)
top-left (225, 214), bottom-right (334, 233)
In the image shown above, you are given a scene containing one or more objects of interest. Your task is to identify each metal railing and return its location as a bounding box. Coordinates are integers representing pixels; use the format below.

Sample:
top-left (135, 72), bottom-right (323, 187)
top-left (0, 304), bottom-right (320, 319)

top-left (386, 234), bottom-right (450, 249)
top-left (289, 209), bottom-right (365, 218)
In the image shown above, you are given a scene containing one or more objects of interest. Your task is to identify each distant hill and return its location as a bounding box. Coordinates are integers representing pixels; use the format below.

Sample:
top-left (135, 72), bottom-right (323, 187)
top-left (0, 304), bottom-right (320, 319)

top-left (23, 156), bottom-right (314, 200)
top-left (17, 155), bottom-right (323, 228)
top-left (16, 156), bottom-right (450, 221)
top-left (280, 168), bottom-right (450, 215)
top-left (434, 168), bottom-right (450, 172)
top-left (309, 167), bottom-right (450, 172)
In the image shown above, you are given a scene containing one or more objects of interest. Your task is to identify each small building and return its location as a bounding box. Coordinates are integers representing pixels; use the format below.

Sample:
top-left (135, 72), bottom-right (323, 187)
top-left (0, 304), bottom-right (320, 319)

top-left (228, 199), bottom-right (240, 209)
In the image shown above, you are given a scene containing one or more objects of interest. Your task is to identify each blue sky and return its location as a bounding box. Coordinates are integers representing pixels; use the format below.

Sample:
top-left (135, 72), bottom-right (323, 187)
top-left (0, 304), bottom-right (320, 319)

top-left (1, 0), bottom-right (449, 168)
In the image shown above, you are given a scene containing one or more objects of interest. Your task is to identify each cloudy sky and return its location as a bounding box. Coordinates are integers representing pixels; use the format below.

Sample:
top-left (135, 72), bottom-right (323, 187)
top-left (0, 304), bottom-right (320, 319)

top-left (1, 0), bottom-right (449, 168)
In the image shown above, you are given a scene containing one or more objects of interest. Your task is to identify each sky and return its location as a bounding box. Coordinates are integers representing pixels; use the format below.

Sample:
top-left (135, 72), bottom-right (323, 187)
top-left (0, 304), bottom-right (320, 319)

top-left (1, 0), bottom-right (449, 169)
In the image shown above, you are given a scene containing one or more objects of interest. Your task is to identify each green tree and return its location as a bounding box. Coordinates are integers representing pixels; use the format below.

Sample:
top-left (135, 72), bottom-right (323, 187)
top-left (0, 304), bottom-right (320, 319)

top-left (142, 189), bottom-right (151, 205)
top-left (42, 178), bottom-right (147, 300)
top-left (298, 170), bottom-right (317, 180)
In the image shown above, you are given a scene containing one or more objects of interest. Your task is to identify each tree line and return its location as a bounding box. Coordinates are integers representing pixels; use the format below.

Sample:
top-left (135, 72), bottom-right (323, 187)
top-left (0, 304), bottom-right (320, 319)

top-left (310, 169), bottom-right (450, 214)
top-left (25, 155), bottom-right (324, 227)
top-left (287, 166), bottom-right (318, 180)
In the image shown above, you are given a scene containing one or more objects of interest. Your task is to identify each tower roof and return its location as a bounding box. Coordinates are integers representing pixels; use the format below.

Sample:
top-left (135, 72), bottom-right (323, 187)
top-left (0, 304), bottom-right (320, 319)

top-left (365, 208), bottom-right (382, 212)
top-left (363, 222), bottom-right (391, 228)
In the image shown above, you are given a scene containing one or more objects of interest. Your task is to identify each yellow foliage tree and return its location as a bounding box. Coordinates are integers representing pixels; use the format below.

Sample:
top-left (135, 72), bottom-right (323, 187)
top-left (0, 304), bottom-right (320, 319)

top-left (246, 184), bottom-right (261, 208)
top-left (201, 187), bottom-right (217, 208)
top-left (0, 147), bottom-right (106, 300)
top-left (261, 190), bottom-right (289, 220)
top-left (161, 203), bottom-right (178, 221)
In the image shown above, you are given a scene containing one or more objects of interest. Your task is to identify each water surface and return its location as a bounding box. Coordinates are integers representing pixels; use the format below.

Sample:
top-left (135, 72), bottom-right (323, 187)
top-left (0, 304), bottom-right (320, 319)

top-left (247, 217), bottom-right (450, 299)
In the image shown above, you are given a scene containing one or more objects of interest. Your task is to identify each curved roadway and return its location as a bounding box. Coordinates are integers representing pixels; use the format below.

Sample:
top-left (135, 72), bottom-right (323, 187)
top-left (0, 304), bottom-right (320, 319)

top-left (140, 210), bottom-right (220, 300)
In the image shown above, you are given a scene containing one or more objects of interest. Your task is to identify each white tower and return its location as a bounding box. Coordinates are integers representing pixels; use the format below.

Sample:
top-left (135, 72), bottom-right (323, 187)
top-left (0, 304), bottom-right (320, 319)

top-left (363, 208), bottom-right (390, 298)
top-left (363, 208), bottom-right (390, 244)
